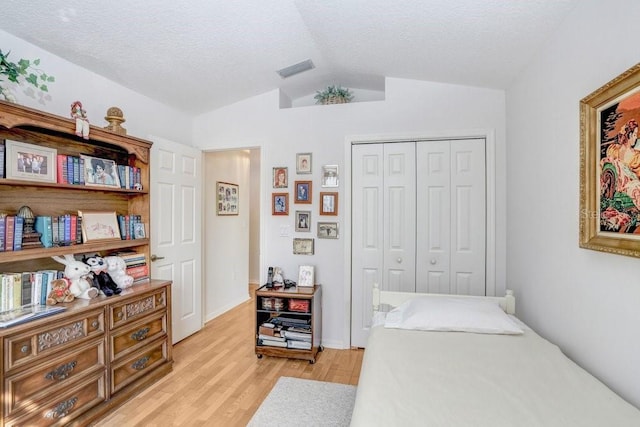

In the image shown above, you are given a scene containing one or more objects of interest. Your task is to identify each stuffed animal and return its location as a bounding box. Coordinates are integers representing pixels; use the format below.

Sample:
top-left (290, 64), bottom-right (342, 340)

top-left (51, 254), bottom-right (99, 300)
top-left (105, 255), bottom-right (134, 289)
top-left (46, 278), bottom-right (75, 305)
top-left (83, 254), bottom-right (122, 296)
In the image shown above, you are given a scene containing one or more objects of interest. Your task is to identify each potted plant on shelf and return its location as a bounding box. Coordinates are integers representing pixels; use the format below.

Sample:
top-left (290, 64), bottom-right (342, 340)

top-left (314, 85), bottom-right (354, 105)
top-left (0, 49), bottom-right (55, 102)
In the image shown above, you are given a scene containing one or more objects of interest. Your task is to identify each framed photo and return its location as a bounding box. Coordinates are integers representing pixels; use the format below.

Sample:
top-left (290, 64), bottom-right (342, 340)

top-left (295, 210), bottom-right (311, 232)
top-left (295, 180), bottom-right (312, 203)
top-left (293, 238), bottom-right (314, 255)
top-left (298, 265), bottom-right (315, 287)
top-left (5, 139), bottom-right (56, 183)
top-left (81, 155), bottom-right (121, 188)
top-left (320, 192), bottom-right (338, 216)
top-left (580, 63), bottom-right (640, 258)
top-left (317, 222), bottom-right (339, 239)
top-left (273, 166), bottom-right (288, 188)
top-left (79, 211), bottom-right (121, 242)
top-left (216, 181), bottom-right (239, 215)
top-left (133, 222), bottom-right (146, 239)
top-left (272, 193), bottom-right (289, 215)
top-left (296, 152), bottom-right (312, 174)
top-left (321, 165), bottom-right (339, 187)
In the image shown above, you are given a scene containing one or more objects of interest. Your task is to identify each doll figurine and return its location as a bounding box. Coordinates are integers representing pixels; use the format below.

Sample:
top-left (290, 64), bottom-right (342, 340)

top-left (71, 100), bottom-right (90, 139)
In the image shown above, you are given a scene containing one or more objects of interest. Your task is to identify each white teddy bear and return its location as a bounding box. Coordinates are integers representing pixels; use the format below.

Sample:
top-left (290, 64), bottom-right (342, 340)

top-left (51, 254), bottom-right (99, 299)
top-left (105, 256), bottom-right (134, 289)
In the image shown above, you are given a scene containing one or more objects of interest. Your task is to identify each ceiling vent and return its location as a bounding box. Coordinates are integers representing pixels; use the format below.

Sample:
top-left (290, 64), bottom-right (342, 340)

top-left (277, 59), bottom-right (315, 79)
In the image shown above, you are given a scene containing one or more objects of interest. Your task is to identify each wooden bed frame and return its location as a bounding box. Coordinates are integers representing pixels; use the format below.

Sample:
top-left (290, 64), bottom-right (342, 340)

top-left (372, 283), bottom-right (516, 314)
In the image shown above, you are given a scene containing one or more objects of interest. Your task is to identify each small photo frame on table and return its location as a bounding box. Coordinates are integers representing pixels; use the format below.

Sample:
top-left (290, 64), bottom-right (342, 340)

top-left (317, 222), bottom-right (339, 239)
top-left (5, 139), bottom-right (57, 183)
top-left (293, 238), bottom-right (314, 255)
top-left (296, 153), bottom-right (312, 174)
top-left (272, 193), bottom-right (289, 215)
top-left (273, 166), bottom-right (288, 188)
top-left (81, 155), bottom-right (121, 188)
top-left (216, 181), bottom-right (239, 215)
top-left (298, 265), bottom-right (315, 287)
top-left (295, 180), bottom-right (312, 203)
top-left (320, 192), bottom-right (338, 215)
top-left (78, 211), bottom-right (121, 242)
top-left (321, 165), bottom-right (339, 187)
top-left (295, 210), bottom-right (311, 232)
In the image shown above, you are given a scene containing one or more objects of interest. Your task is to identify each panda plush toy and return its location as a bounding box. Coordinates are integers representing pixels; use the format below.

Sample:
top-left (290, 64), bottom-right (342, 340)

top-left (83, 254), bottom-right (122, 297)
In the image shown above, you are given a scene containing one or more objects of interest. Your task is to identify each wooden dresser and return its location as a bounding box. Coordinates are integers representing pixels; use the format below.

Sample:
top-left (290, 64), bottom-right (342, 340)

top-left (1, 280), bottom-right (172, 426)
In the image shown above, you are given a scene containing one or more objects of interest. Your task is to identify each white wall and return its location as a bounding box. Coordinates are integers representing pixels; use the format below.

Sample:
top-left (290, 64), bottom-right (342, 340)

top-left (0, 30), bottom-right (191, 142)
top-left (203, 150), bottom-right (251, 321)
top-left (506, 0), bottom-right (640, 407)
top-left (193, 77), bottom-right (507, 348)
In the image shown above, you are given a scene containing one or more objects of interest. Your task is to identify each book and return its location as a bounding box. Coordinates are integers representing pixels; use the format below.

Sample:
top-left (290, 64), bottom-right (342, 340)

top-left (258, 333), bottom-right (285, 342)
top-left (34, 216), bottom-right (53, 248)
top-left (126, 264), bottom-right (149, 279)
top-left (0, 304), bottom-right (65, 328)
top-left (0, 216), bottom-right (5, 252)
top-left (20, 272), bottom-right (33, 307)
top-left (79, 156), bottom-right (85, 185)
top-left (4, 216), bottom-right (15, 251)
top-left (66, 156), bottom-right (75, 185)
top-left (258, 338), bottom-right (288, 348)
top-left (57, 154), bottom-right (68, 184)
top-left (283, 330), bottom-right (312, 342)
top-left (72, 156), bottom-right (80, 184)
top-left (287, 340), bottom-right (312, 350)
top-left (13, 216), bottom-right (24, 251)
top-left (0, 140), bottom-right (4, 178)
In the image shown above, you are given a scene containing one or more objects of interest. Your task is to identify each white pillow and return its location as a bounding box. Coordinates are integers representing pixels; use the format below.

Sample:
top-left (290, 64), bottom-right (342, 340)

top-left (384, 296), bottom-right (523, 335)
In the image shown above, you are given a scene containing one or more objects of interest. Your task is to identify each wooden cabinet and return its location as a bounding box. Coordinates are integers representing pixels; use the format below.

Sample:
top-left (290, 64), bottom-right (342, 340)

top-left (0, 101), bottom-right (173, 426)
top-left (255, 285), bottom-right (322, 364)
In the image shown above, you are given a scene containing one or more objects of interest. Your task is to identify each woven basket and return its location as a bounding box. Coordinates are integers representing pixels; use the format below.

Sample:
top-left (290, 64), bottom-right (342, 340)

top-left (322, 95), bottom-right (349, 105)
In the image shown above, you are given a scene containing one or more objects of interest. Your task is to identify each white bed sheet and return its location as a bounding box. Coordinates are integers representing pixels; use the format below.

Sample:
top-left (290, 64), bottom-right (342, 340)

top-left (351, 318), bottom-right (640, 426)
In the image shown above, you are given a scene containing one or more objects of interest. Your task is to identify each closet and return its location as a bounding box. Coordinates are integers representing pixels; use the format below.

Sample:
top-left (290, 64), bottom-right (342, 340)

top-left (351, 138), bottom-right (486, 347)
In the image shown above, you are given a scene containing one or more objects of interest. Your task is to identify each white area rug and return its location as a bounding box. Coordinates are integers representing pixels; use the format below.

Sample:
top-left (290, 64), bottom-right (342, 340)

top-left (247, 377), bottom-right (357, 427)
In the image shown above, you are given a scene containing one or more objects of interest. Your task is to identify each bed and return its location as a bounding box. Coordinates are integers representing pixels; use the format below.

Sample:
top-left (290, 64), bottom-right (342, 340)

top-left (350, 286), bottom-right (640, 426)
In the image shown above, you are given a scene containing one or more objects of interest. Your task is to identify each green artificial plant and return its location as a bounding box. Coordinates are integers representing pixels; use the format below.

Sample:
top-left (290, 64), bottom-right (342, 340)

top-left (0, 49), bottom-right (55, 101)
top-left (314, 85), bottom-right (354, 105)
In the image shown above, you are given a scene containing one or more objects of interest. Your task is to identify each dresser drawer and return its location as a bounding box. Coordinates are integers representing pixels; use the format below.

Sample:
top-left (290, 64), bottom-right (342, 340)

top-left (111, 338), bottom-right (168, 394)
top-left (110, 288), bottom-right (167, 329)
top-left (5, 309), bottom-right (104, 372)
top-left (5, 370), bottom-right (106, 427)
top-left (4, 338), bottom-right (105, 418)
top-left (110, 312), bottom-right (167, 361)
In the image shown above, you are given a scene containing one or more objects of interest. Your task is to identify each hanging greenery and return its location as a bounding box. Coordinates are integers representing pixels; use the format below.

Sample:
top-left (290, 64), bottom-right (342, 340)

top-left (0, 49), bottom-right (55, 101)
top-left (314, 85), bottom-right (354, 105)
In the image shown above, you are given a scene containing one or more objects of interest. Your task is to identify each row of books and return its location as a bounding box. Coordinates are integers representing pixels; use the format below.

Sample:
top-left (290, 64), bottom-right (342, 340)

top-left (34, 214), bottom-right (83, 248)
top-left (257, 320), bottom-right (312, 350)
top-left (0, 270), bottom-right (63, 313)
top-left (0, 216), bottom-right (24, 252)
top-left (112, 251), bottom-right (149, 282)
top-left (117, 215), bottom-right (145, 240)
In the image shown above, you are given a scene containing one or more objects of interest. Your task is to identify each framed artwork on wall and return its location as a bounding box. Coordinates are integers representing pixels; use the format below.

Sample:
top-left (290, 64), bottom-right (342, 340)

top-left (295, 210), bottom-right (311, 232)
top-left (321, 165), bottom-right (339, 187)
top-left (272, 192), bottom-right (289, 215)
top-left (273, 166), bottom-right (288, 188)
top-left (293, 238), bottom-right (314, 255)
top-left (317, 221), bottom-right (339, 239)
top-left (320, 192), bottom-right (338, 216)
top-left (296, 152), bottom-right (312, 174)
top-left (295, 180), bottom-right (312, 204)
top-left (216, 181), bottom-right (239, 215)
top-left (580, 63), bottom-right (640, 258)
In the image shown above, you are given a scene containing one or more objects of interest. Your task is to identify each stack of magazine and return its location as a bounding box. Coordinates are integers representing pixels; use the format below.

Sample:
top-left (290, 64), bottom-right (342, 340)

top-left (0, 304), bottom-right (65, 328)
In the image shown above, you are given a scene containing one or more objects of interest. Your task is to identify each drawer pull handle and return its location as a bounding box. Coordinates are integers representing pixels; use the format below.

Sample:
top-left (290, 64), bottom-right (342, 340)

top-left (21, 345), bottom-right (30, 354)
top-left (132, 355), bottom-right (150, 371)
top-left (45, 397), bottom-right (78, 419)
top-left (91, 320), bottom-right (99, 329)
top-left (131, 327), bottom-right (150, 341)
top-left (45, 361), bottom-right (77, 381)
top-left (117, 312), bottom-right (124, 319)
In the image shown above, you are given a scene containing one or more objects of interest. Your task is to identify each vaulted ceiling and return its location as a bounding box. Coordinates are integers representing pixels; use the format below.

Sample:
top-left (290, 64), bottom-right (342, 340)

top-left (0, 0), bottom-right (578, 114)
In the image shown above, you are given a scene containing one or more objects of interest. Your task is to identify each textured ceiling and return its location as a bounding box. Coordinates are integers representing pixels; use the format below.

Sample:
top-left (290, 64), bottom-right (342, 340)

top-left (0, 0), bottom-right (578, 114)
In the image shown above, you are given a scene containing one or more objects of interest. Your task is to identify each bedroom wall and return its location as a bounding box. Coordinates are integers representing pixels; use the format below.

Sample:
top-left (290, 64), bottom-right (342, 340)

top-left (0, 30), bottom-right (191, 142)
top-left (506, 0), bottom-right (640, 407)
top-left (193, 78), bottom-right (507, 348)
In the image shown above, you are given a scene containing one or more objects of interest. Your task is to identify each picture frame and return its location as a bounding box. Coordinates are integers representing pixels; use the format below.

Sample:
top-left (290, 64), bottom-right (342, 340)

top-left (296, 152), bottom-right (312, 174)
top-left (5, 139), bottom-right (56, 183)
top-left (294, 180), bottom-right (312, 204)
top-left (216, 181), bottom-right (239, 215)
top-left (78, 210), bottom-right (121, 242)
top-left (580, 63), bottom-right (640, 258)
top-left (298, 265), bottom-right (315, 287)
top-left (293, 238), bottom-right (314, 255)
top-left (317, 221), bottom-right (339, 239)
top-left (273, 166), bottom-right (288, 188)
top-left (133, 222), bottom-right (146, 239)
top-left (81, 154), bottom-right (121, 188)
top-left (295, 210), bottom-right (311, 232)
top-left (321, 165), bottom-right (339, 187)
top-left (272, 192), bottom-right (289, 215)
top-left (320, 192), bottom-right (338, 216)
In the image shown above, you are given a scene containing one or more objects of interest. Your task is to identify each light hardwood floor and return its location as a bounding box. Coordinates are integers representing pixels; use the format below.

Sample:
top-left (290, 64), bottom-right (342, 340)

top-left (95, 286), bottom-right (364, 426)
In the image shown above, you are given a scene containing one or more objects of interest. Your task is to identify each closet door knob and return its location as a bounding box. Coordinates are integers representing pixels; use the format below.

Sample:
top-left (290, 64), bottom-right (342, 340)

top-left (430, 259), bottom-right (437, 265)
top-left (396, 257), bottom-right (403, 264)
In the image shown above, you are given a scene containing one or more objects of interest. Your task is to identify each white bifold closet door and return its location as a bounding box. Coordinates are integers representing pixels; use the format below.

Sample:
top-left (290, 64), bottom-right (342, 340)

top-left (350, 138), bottom-right (486, 348)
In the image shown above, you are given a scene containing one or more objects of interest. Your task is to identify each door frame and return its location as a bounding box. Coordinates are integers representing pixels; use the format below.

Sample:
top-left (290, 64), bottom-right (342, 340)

top-left (343, 129), bottom-right (497, 347)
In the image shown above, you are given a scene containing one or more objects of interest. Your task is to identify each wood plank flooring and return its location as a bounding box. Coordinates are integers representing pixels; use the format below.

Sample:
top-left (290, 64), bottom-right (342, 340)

top-left (95, 286), bottom-right (364, 426)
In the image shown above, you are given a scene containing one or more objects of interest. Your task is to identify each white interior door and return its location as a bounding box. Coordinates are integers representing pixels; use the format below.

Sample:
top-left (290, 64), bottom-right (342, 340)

top-left (150, 136), bottom-right (203, 344)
